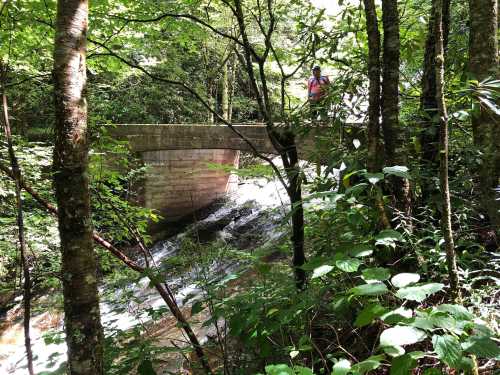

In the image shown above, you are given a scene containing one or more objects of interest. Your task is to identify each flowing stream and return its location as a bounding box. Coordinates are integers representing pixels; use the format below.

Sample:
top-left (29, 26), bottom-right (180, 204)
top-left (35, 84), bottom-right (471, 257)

top-left (0, 173), bottom-right (292, 375)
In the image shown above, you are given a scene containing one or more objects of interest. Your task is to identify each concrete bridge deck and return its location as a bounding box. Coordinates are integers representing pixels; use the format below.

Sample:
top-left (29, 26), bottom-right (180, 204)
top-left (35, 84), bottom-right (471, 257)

top-left (108, 123), bottom-right (332, 156)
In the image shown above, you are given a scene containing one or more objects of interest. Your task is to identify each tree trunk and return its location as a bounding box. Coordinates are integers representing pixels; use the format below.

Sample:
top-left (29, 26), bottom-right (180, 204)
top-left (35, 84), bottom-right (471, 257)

top-left (469, 0), bottom-right (499, 231)
top-left (221, 61), bottom-right (229, 121)
top-left (228, 54), bottom-right (236, 123)
top-left (53, 1), bottom-right (104, 374)
top-left (420, 0), bottom-right (451, 203)
top-left (363, 0), bottom-right (382, 173)
top-left (434, 0), bottom-right (461, 301)
top-left (381, 0), bottom-right (412, 221)
top-left (232, 0), bottom-right (307, 287)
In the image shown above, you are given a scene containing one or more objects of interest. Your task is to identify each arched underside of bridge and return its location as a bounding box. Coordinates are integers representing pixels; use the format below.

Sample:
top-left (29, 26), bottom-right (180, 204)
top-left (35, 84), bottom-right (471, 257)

top-left (109, 124), bottom-right (355, 227)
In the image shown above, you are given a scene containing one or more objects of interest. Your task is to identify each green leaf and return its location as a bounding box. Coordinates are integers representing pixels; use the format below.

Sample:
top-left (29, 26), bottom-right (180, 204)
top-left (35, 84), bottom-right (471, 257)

top-left (265, 364), bottom-right (294, 375)
top-left (383, 345), bottom-right (405, 357)
top-left (311, 265), bottom-right (334, 279)
top-left (355, 303), bottom-right (388, 327)
top-left (381, 307), bottom-right (413, 324)
top-left (434, 304), bottom-right (474, 321)
top-left (335, 257), bottom-right (362, 273)
top-left (391, 273), bottom-right (420, 288)
top-left (383, 166), bottom-right (411, 179)
top-left (390, 352), bottom-right (423, 375)
top-left (332, 359), bottom-right (351, 375)
top-left (294, 367), bottom-right (313, 375)
top-left (375, 229), bottom-right (404, 248)
top-left (350, 282), bottom-right (388, 296)
top-left (432, 334), bottom-right (463, 369)
top-left (396, 283), bottom-right (444, 302)
top-left (138, 359), bottom-right (157, 375)
top-left (380, 326), bottom-right (427, 347)
top-left (191, 301), bottom-right (204, 316)
top-left (351, 355), bottom-right (383, 374)
top-left (349, 244), bottom-right (373, 258)
top-left (362, 267), bottom-right (391, 281)
top-left (462, 335), bottom-right (500, 358)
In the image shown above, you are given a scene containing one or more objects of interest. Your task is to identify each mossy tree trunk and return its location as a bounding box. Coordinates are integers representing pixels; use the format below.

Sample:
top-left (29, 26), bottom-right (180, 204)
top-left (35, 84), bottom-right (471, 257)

top-left (419, 0), bottom-right (451, 204)
top-left (53, 1), bottom-right (104, 374)
top-left (381, 0), bottom-right (412, 224)
top-left (363, 0), bottom-right (382, 173)
top-left (469, 0), bottom-right (499, 232)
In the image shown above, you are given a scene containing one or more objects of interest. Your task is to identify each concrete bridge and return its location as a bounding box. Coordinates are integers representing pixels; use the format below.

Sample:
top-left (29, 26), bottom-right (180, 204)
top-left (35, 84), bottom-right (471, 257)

top-left (109, 124), bottom-right (354, 224)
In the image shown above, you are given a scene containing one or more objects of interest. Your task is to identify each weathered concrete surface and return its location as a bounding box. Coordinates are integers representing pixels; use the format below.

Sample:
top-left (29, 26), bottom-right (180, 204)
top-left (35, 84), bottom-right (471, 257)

top-left (108, 123), bottom-right (337, 159)
top-left (142, 149), bottom-right (239, 223)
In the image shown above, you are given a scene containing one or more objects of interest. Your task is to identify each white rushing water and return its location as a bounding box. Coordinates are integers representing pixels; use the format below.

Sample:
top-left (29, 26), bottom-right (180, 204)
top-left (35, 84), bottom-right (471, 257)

top-left (0, 170), bottom-right (293, 375)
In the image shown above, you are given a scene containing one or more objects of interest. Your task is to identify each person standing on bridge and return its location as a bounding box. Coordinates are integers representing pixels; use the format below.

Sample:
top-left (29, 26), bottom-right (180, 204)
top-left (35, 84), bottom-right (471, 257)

top-left (307, 65), bottom-right (330, 123)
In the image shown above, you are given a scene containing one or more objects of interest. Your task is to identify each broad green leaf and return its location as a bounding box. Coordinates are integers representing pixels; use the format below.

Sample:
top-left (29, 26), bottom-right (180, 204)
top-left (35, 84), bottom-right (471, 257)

top-left (335, 257), bottom-right (362, 273)
top-left (355, 303), bottom-right (388, 327)
top-left (375, 229), bottom-right (404, 248)
top-left (380, 326), bottom-right (426, 347)
top-left (350, 282), bottom-right (388, 296)
top-left (432, 334), bottom-right (462, 369)
top-left (381, 307), bottom-right (414, 324)
top-left (362, 267), bottom-right (391, 281)
top-left (332, 359), bottom-right (351, 375)
top-left (311, 265), bottom-right (334, 279)
top-left (265, 364), bottom-right (293, 375)
top-left (383, 345), bottom-right (405, 357)
top-left (294, 367), bottom-right (313, 375)
top-left (390, 352), bottom-right (424, 375)
top-left (462, 335), bottom-right (500, 358)
top-left (434, 304), bottom-right (474, 321)
top-left (383, 166), bottom-right (411, 179)
top-left (349, 244), bottom-right (373, 258)
top-left (351, 355), bottom-right (383, 374)
top-left (396, 283), bottom-right (444, 302)
top-left (391, 273), bottom-right (420, 288)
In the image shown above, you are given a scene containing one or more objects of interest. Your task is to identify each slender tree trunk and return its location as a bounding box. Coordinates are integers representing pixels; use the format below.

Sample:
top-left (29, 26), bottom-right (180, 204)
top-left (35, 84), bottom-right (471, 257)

top-left (469, 0), bottom-right (499, 231)
top-left (53, 1), bottom-right (104, 374)
top-left (363, 0), bottom-right (382, 173)
top-left (1, 82), bottom-right (35, 375)
top-left (233, 0), bottom-right (307, 287)
top-left (434, 0), bottom-right (461, 301)
top-left (228, 54), bottom-right (236, 123)
top-left (420, 0), bottom-right (451, 203)
top-left (286, 150), bottom-right (306, 288)
top-left (221, 62), bottom-right (229, 121)
top-left (381, 0), bottom-right (412, 222)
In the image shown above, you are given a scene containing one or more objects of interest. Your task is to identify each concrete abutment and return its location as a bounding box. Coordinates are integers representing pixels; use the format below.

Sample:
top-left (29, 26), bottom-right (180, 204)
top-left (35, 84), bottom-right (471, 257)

top-left (141, 149), bottom-right (239, 224)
